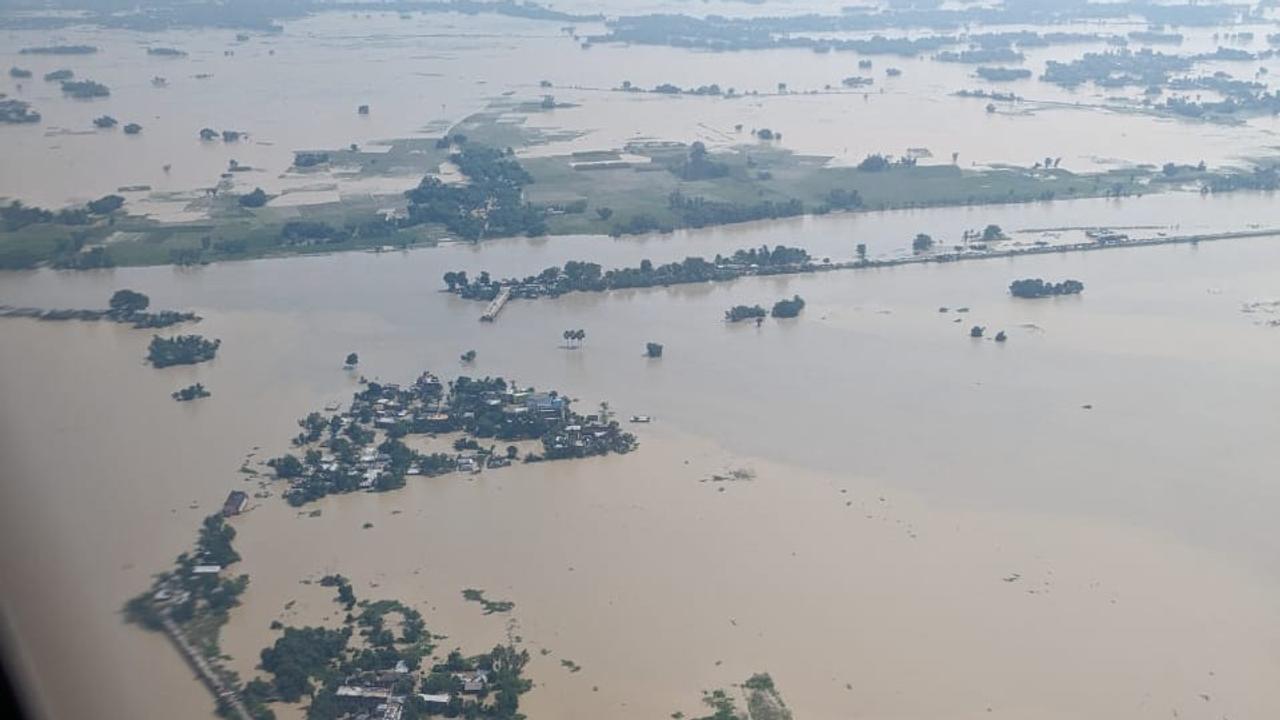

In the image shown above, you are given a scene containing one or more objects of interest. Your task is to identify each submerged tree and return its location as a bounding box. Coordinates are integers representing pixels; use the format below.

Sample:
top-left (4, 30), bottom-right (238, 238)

top-left (562, 328), bottom-right (586, 348)
top-left (344, 352), bottom-right (359, 368)
top-left (109, 288), bottom-right (150, 315)
top-left (87, 194), bottom-right (124, 215)
top-left (238, 187), bottom-right (268, 208)
top-left (770, 295), bottom-right (806, 318)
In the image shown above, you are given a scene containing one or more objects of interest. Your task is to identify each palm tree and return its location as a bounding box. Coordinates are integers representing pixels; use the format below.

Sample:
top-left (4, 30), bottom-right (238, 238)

top-left (563, 329), bottom-right (586, 348)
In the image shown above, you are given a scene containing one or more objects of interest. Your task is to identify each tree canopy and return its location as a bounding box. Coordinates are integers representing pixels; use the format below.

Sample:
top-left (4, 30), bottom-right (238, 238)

top-left (109, 289), bottom-right (150, 314)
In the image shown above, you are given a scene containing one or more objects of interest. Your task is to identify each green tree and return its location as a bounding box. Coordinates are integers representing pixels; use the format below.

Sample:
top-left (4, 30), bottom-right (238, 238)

top-left (770, 295), bottom-right (806, 318)
top-left (109, 289), bottom-right (150, 314)
top-left (269, 454), bottom-right (304, 478)
top-left (87, 194), bottom-right (124, 215)
top-left (344, 352), bottom-right (359, 367)
top-left (239, 187), bottom-right (268, 208)
top-left (912, 233), bottom-right (934, 253)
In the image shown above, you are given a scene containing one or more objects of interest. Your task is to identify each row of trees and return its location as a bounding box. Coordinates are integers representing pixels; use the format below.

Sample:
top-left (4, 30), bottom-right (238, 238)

top-left (912, 224), bottom-right (1004, 253)
top-left (727, 295), bottom-right (806, 322)
top-left (0, 194), bottom-right (124, 231)
top-left (1009, 278), bottom-right (1085, 298)
top-left (443, 245), bottom-right (813, 299)
top-left (562, 329), bottom-right (586, 348)
top-left (667, 190), bottom-right (804, 229)
top-left (147, 334), bottom-right (220, 367)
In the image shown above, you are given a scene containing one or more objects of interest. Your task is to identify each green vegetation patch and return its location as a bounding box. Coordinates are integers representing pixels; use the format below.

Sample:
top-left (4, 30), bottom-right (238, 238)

top-left (461, 588), bottom-right (515, 614)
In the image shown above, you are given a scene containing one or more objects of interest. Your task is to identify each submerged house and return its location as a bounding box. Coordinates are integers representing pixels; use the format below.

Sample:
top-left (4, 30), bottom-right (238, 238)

top-left (451, 670), bottom-right (489, 694)
top-left (222, 490), bottom-right (248, 516)
top-left (526, 392), bottom-right (567, 419)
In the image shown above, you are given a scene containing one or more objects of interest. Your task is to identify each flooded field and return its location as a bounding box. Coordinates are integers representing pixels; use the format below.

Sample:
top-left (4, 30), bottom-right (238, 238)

top-left (5, 8), bottom-right (1280, 213)
top-left (4, 2), bottom-right (1280, 720)
top-left (3, 217), bottom-right (1280, 719)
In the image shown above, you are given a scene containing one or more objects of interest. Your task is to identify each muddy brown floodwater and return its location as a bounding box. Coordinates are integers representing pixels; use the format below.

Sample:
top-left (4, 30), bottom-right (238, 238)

top-left (3, 219), bottom-right (1280, 719)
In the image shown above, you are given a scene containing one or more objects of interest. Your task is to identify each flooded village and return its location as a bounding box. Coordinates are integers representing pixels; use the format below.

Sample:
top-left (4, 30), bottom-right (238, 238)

top-left (272, 370), bottom-right (637, 506)
top-left (116, 360), bottom-right (638, 720)
top-left (6, 2), bottom-right (1280, 720)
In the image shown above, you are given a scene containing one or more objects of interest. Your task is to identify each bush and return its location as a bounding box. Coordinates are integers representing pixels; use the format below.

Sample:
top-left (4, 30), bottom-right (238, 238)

top-left (238, 187), bottom-right (269, 208)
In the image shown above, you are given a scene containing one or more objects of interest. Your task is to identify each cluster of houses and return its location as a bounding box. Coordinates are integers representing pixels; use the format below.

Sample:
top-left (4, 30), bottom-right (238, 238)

top-left (276, 371), bottom-right (637, 505)
top-left (333, 666), bottom-right (491, 720)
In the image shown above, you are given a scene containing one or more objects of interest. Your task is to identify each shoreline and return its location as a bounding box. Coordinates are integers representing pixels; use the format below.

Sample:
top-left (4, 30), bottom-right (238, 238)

top-left (2, 187), bottom-right (1271, 276)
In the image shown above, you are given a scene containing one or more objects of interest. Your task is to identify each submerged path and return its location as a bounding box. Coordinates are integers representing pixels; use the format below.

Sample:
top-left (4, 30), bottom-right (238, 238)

top-left (842, 226), bottom-right (1280, 271)
top-left (480, 286), bottom-right (512, 321)
top-left (461, 226), bottom-right (1280, 316)
top-left (159, 612), bottom-right (252, 720)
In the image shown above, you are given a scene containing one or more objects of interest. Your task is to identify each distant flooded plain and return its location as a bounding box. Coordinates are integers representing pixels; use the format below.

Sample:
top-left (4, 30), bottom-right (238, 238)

top-left (5, 9), bottom-right (1280, 213)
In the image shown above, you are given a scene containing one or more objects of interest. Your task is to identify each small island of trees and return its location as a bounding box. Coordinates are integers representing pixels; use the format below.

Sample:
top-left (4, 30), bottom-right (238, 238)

top-left (148, 335), bottom-right (221, 368)
top-left (60, 79), bottom-right (110, 98)
top-left (110, 288), bottom-right (150, 315)
top-left (238, 188), bottom-right (269, 208)
top-left (1009, 278), bottom-right (1085, 298)
top-left (2, 289), bottom-right (201, 327)
top-left (172, 383), bottom-right (211, 402)
top-left (0, 99), bottom-right (41, 124)
top-left (770, 295), bottom-right (806, 318)
top-left (87, 194), bottom-right (124, 215)
top-left (20, 45), bottom-right (97, 55)
top-left (725, 304), bottom-right (767, 322)
top-left (645, 342), bottom-right (663, 358)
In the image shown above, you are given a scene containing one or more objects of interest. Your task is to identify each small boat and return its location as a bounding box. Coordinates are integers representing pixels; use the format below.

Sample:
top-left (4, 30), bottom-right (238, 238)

top-left (629, 415), bottom-right (652, 423)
